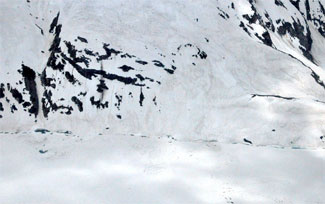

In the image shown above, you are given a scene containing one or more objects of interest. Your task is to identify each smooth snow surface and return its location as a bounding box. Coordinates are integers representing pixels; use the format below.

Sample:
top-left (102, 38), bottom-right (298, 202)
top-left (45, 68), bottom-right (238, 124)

top-left (1, 132), bottom-right (325, 204)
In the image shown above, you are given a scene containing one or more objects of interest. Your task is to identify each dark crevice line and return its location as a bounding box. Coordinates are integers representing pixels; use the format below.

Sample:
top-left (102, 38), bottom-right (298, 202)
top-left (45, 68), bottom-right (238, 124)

top-left (251, 94), bottom-right (325, 106)
top-left (35, 24), bottom-right (44, 35)
top-left (251, 94), bottom-right (296, 100)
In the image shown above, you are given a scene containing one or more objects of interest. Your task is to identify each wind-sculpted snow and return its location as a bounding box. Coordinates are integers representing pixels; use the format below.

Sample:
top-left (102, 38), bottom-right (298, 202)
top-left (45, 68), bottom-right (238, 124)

top-left (1, 0), bottom-right (325, 148)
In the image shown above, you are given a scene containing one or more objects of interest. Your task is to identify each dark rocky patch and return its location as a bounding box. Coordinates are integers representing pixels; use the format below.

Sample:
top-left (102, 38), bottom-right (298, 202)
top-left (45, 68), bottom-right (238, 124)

top-left (42, 90), bottom-right (73, 118)
top-left (47, 18), bottom-right (63, 72)
top-left (84, 48), bottom-right (96, 56)
top-left (198, 50), bottom-right (207, 59)
top-left (0, 9), bottom-right (182, 119)
top-left (65, 71), bottom-right (79, 85)
top-left (164, 69), bottom-right (174, 74)
top-left (139, 88), bottom-right (145, 107)
top-left (152, 60), bottom-right (165, 68)
top-left (71, 96), bottom-right (83, 112)
top-left (78, 92), bottom-right (87, 97)
top-left (64, 41), bottom-right (90, 67)
top-left (277, 19), bottom-right (314, 62)
top-left (301, 1), bottom-right (325, 38)
top-left (251, 94), bottom-right (296, 100)
top-left (243, 138), bottom-right (253, 144)
top-left (9, 87), bottom-right (23, 104)
top-left (0, 83), bottom-right (5, 98)
top-left (135, 60), bottom-right (148, 65)
top-left (35, 128), bottom-right (50, 134)
top-left (120, 53), bottom-right (135, 58)
top-left (136, 74), bottom-right (145, 81)
top-left (10, 104), bottom-right (17, 113)
top-left (289, 0), bottom-right (300, 10)
top-left (97, 43), bottom-right (121, 61)
top-left (115, 94), bottom-right (122, 110)
top-left (255, 31), bottom-right (273, 46)
top-left (77, 36), bottom-right (88, 43)
top-left (62, 52), bottom-right (139, 85)
top-left (242, 13), bottom-right (259, 24)
top-left (119, 65), bottom-right (134, 72)
top-left (39, 150), bottom-right (48, 154)
top-left (275, 0), bottom-right (287, 9)
top-left (97, 80), bottom-right (108, 93)
top-left (23, 101), bottom-right (31, 108)
top-left (310, 71), bottom-right (325, 90)
top-left (239, 21), bottom-right (251, 36)
top-left (49, 12), bottom-right (60, 33)
top-left (40, 70), bottom-right (56, 88)
top-left (305, 0), bottom-right (311, 20)
top-left (90, 96), bottom-right (108, 109)
top-left (21, 64), bottom-right (39, 117)
top-left (217, 7), bottom-right (230, 19)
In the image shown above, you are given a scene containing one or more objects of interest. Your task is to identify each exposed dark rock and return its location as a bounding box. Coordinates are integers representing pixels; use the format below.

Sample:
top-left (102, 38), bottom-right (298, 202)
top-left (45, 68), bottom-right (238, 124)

top-left (251, 94), bottom-right (296, 100)
top-left (152, 60), bottom-right (165, 67)
top-left (243, 138), bottom-right (253, 144)
top-left (21, 64), bottom-right (39, 117)
top-left (35, 128), bottom-right (50, 134)
top-left (118, 65), bottom-right (134, 72)
top-left (275, 0), bottom-right (287, 9)
top-left (90, 96), bottom-right (108, 109)
top-left (65, 71), bottom-right (79, 85)
top-left (97, 80), bottom-right (108, 93)
top-left (0, 83), bottom-right (5, 98)
top-left (49, 12), bottom-right (60, 33)
top-left (135, 60), bottom-right (148, 65)
top-left (139, 88), bottom-right (145, 107)
top-left (39, 150), bottom-right (48, 154)
top-left (71, 96), bottom-right (83, 112)
top-left (77, 36), bottom-right (88, 43)
top-left (9, 88), bottom-right (23, 104)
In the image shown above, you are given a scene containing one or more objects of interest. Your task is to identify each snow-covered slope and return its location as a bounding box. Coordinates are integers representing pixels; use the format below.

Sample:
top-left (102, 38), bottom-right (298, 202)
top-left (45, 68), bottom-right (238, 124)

top-left (2, 0), bottom-right (325, 148)
top-left (2, 1), bottom-right (325, 203)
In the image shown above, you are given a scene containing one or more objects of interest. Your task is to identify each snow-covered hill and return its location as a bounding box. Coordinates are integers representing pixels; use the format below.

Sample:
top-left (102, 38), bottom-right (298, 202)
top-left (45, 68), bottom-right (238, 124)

top-left (2, 0), bottom-right (325, 148)
top-left (2, 1), bottom-right (325, 203)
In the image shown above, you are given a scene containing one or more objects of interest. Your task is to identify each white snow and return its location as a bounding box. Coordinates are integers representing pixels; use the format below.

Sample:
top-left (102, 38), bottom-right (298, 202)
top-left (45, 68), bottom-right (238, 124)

top-left (1, 0), bottom-right (325, 147)
top-left (1, 132), bottom-right (324, 203)
top-left (1, 0), bottom-right (325, 203)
